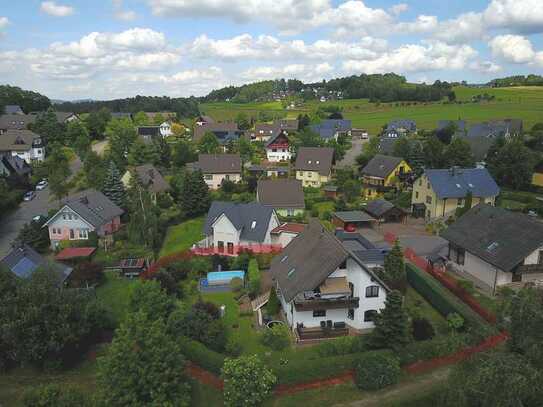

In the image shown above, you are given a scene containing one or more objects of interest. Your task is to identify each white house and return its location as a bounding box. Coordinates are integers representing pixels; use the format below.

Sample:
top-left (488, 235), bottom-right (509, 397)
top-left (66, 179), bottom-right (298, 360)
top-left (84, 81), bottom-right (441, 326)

top-left (0, 130), bottom-right (45, 163)
top-left (270, 220), bottom-right (389, 340)
top-left (189, 154), bottom-right (242, 190)
top-left (159, 121), bottom-right (173, 138)
top-left (441, 204), bottom-right (543, 294)
top-left (265, 131), bottom-right (291, 162)
top-left (200, 201), bottom-right (280, 255)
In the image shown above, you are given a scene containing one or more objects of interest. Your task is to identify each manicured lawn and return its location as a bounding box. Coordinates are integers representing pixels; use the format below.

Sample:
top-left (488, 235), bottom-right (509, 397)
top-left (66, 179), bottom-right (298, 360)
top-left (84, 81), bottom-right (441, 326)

top-left (405, 286), bottom-right (449, 335)
top-left (160, 217), bottom-right (205, 257)
top-left (96, 271), bottom-right (135, 325)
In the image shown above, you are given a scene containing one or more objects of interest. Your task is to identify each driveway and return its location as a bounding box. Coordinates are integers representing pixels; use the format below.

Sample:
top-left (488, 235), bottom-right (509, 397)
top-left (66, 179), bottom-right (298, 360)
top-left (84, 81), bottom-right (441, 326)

top-left (0, 157), bottom-right (82, 258)
top-left (336, 137), bottom-right (366, 169)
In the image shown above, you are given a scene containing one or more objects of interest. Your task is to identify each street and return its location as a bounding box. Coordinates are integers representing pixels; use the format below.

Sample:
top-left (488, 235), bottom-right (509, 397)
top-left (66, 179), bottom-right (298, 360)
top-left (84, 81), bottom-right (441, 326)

top-left (0, 157), bottom-right (81, 258)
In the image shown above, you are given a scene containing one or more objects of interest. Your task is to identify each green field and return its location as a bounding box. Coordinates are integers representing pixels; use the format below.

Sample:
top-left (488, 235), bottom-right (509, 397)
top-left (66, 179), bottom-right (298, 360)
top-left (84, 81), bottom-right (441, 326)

top-left (199, 86), bottom-right (543, 135)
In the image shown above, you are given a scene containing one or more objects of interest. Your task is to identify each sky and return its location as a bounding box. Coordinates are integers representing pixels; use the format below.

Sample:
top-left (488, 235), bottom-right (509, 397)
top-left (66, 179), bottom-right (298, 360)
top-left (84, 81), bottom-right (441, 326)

top-left (0, 0), bottom-right (542, 100)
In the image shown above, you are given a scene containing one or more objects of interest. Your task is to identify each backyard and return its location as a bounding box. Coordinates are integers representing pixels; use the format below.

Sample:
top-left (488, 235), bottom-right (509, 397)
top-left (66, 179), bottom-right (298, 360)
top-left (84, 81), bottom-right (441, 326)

top-left (160, 216), bottom-right (205, 257)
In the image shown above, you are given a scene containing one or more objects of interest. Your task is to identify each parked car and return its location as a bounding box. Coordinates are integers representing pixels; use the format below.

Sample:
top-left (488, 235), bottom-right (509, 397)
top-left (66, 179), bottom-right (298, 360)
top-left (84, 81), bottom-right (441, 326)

top-left (36, 180), bottom-right (48, 190)
top-left (23, 191), bottom-right (36, 201)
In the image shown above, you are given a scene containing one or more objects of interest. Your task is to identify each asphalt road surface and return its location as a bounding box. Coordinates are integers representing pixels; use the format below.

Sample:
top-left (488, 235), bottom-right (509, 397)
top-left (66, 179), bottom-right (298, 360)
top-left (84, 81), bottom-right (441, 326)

top-left (0, 157), bottom-right (81, 258)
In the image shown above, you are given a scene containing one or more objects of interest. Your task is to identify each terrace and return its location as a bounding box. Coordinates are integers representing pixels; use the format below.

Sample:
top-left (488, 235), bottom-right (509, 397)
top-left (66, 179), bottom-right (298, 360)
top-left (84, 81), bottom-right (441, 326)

top-left (293, 277), bottom-right (360, 311)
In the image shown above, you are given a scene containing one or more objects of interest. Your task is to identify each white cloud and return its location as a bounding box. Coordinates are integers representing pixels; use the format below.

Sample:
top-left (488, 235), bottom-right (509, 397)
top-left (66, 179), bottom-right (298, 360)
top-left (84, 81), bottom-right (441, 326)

top-left (489, 34), bottom-right (535, 63)
top-left (432, 12), bottom-right (486, 44)
top-left (241, 63), bottom-right (334, 83)
top-left (469, 60), bottom-right (502, 73)
top-left (40, 1), bottom-right (75, 17)
top-left (397, 15), bottom-right (438, 34)
top-left (0, 17), bottom-right (8, 29)
top-left (483, 0), bottom-right (543, 33)
top-left (390, 3), bottom-right (408, 16)
top-left (113, 0), bottom-right (137, 21)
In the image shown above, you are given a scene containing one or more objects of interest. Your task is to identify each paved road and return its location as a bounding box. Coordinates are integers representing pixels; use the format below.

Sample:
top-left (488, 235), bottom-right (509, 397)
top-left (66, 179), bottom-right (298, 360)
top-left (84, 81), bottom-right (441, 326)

top-left (336, 137), bottom-right (366, 169)
top-left (0, 158), bottom-right (82, 258)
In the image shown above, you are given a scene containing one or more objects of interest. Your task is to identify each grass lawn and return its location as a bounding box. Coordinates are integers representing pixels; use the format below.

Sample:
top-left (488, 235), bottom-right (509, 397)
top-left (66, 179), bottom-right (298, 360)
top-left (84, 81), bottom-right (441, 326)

top-left (405, 286), bottom-right (449, 335)
top-left (160, 217), bottom-right (205, 257)
top-left (313, 201), bottom-right (335, 217)
top-left (96, 271), bottom-right (136, 325)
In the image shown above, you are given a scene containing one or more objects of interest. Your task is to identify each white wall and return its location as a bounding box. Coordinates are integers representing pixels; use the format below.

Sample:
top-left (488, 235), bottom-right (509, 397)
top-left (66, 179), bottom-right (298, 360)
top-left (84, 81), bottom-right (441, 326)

top-left (266, 148), bottom-right (291, 162)
top-left (523, 245), bottom-right (543, 265)
top-left (203, 173), bottom-right (241, 190)
top-left (211, 214), bottom-right (241, 248)
top-left (449, 246), bottom-right (512, 289)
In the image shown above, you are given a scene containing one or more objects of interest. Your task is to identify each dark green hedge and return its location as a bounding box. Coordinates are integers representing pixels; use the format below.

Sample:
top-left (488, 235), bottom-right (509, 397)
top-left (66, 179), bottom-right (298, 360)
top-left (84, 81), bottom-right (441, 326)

top-left (406, 264), bottom-right (491, 335)
top-left (178, 336), bottom-right (225, 375)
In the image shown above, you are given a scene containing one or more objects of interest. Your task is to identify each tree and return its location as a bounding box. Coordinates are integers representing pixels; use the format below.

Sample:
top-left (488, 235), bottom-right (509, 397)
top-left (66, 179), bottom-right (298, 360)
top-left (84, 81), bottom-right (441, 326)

top-left (261, 324), bottom-right (290, 350)
top-left (172, 140), bottom-right (197, 169)
top-left (179, 169), bottom-right (210, 217)
top-left (127, 176), bottom-right (161, 249)
top-left (101, 161), bottom-right (126, 208)
top-left (0, 267), bottom-right (105, 367)
top-left (504, 288), bottom-right (543, 354)
top-left (444, 137), bottom-right (475, 168)
top-left (129, 280), bottom-right (175, 321)
top-left (235, 112), bottom-right (251, 130)
top-left (132, 111), bottom-right (148, 126)
top-left (370, 290), bottom-right (410, 349)
top-left (487, 136), bottom-right (537, 190)
top-left (297, 113), bottom-right (311, 130)
top-left (14, 219), bottom-right (50, 253)
top-left (105, 117), bottom-right (136, 170)
top-left (152, 112), bottom-right (165, 125)
top-left (383, 240), bottom-right (406, 291)
top-left (46, 144), bottom-right (71, 201)
top-left (85, 108), bottom-right (111, 140)
top-left (83, 151), bottom-right (107, 190)
top-left (22, 384), bottom-right (90, 407)
top-left (354, 352), bottom-right (401, 390)
top-left (393, 137), bottom-right (412, 161)
top-left (66, 121), bottom-right (90, 156)
top-left (236, 136), bottom-right (254, 163)
top-left (423, 135), bottom-right (446, 169)
top-left (97, 311), bottom-right (191, 407)
top-left (342, 179), bottom-right (361, 203)
top-left (436, 123), bottom-right (458, 144)
top-left (199, 131), bottom-right (220, 154)
top-left (127, 138), bottom-right (160, 166)
top-left (444, 352), bottom-right (541, 407)
top-left (221, 355), bottom-right (276, 407)
top-left (30, 108), bottom-right (66, 145)
top-left (171, 122), bottom-right (186, 137)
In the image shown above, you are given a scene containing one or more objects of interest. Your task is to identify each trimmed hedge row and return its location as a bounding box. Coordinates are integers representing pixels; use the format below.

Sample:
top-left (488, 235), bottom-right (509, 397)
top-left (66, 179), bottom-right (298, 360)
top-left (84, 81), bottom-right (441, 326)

top-left (178, 336), bottom-right (225, 375)
top-left (406, 264), bottom-right (492, 337)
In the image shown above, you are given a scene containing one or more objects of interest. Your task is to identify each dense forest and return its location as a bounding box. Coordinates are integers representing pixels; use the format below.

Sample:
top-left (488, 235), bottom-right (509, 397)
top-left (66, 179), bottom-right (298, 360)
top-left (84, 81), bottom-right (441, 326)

top-left (489, 75), bottom-right (543, 87)
top-left (202, 73), bottom-right (454, 103)
top-left (55, 95), bottom-right (200, 117)
top-left (0, 85), bottom-right (51, 114)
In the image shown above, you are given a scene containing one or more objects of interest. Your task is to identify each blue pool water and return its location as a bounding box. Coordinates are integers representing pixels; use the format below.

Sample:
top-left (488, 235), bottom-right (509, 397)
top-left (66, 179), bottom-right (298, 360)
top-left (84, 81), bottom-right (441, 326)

top-left (207, 270), bottom-right (245, 283)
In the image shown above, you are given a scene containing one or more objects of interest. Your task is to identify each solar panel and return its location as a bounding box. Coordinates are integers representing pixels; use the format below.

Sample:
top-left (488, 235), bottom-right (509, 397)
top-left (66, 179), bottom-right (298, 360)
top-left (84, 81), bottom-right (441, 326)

top-left (12, 258), bottom-right (37, 278)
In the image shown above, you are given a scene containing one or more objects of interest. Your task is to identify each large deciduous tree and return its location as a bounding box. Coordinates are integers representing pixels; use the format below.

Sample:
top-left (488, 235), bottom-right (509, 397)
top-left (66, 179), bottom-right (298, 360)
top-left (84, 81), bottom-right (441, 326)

top-left (199, 132), bottom-right (220, 154)
top-left (105, 117), bottom-right (136, 170)
top-left (487, 136), bottom-right (537, 190)
top-left (127, 176), bottom-right (161, 249)
top-left (85, 108), bottom-right (111, 140)
top-left (444, 137), bottom-right (475, 168)
top-left (67, 121), bottom-right (91, 158)
top-left (97, 311), bottom-right (191, 407)
top-left (46, 143), bottom-right (72, 201)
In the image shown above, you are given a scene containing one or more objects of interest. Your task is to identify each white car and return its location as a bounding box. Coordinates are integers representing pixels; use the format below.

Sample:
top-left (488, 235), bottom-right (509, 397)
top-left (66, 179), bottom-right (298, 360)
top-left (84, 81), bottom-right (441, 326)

top-left (36, 180), bottom-right (48, 190)
top-left (23, 191), bottom-right (36, 201)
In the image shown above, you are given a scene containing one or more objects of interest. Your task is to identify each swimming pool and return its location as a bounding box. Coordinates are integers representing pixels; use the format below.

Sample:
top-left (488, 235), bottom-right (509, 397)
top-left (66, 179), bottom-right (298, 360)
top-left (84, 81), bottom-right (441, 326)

top-left (206, 270), bottom-right (245, 286)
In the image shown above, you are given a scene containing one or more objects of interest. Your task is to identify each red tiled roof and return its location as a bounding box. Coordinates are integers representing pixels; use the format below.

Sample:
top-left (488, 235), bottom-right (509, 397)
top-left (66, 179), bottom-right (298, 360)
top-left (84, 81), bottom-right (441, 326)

top-left (55, 247), bottom-right (96, 260)
top-left (271, 223), bottom-right (306, 234)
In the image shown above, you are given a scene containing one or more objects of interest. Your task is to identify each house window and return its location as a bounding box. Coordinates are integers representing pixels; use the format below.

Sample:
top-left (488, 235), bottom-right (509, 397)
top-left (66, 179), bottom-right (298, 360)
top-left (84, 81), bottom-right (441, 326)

top-left (456, 248), bottom-right (465, 265)
top-left (415, 191), bottom-right (419, 199)
top-left (227, 242), bottom-right (234, 255)
top-left (313, 310), bottom-right (326, 317)
top-left (347, 309), bottom-right (355, 320)
top-left (204, 174), bottom-right (213, 180)
top-left (339, 260), bottom-right (347, 269)
top-left (69, 229), bottom-right (75, 239)
top-left (218, 241), bottom-right (224, 253)
top-left (457, 198), bottom-right (464, 207)
top-left (307, 172), bottom-right (312, 178)
top-left (365, 286), bottom-right (380, 298)
top-left (62, 214), bottom-right (67, 220)
top-left (79, 229), bottom-right (89, 239)
top-left (364, 310), bottom-right (378, 322)
top-left (68, 214), bottom-right (72, 220)
top-left (287, 209), bottom-right (294, 216)
top-left (225, 174), bottom-right (230, 181)
top-left (272, 148), bottom-right (277, 152)
top-left (538, 251), bottom-right (543, 265)
top-left (426, 195), bottom-right (432, 204)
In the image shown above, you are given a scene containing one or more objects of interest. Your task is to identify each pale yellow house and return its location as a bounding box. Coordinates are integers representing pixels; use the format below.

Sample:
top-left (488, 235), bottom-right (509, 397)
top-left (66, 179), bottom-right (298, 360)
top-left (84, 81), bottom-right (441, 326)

top-left (532, 164), bottom-right (543, 188)
top-left (411, 168), bottom-right (500, 219)
top-left (189, 154), bottom-right (242, 190)
top-left (294, 147), bottom-right (334, 188)
top-left (361, 154), bottom-right (412, 199)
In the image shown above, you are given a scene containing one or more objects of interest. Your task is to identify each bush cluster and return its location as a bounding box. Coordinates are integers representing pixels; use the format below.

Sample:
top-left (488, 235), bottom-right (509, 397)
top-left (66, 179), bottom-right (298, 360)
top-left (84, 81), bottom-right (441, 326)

top-left (354, 351), bottom-right (401, 391)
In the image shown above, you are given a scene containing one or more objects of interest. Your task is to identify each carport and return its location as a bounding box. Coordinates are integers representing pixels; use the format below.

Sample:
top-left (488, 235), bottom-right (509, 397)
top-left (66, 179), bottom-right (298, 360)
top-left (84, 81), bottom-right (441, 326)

top-left (332, 211), bottom-right (377, 231)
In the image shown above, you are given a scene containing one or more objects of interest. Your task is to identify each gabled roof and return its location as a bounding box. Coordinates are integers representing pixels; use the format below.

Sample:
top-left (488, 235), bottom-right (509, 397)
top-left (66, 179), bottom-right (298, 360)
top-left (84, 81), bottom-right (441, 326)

top-left (309, 119), bottom-right (351, 140)
top-left (203, 201), bottom-right (275, 243)
top-left (257, 179), bottom-right (304, 209)
top-left (271, 220), bottom-right (388, 303)
top-left (132, 164), bottom-right (169, 194)
top-left (53, 112), bottom-right (79, 123)
top-left (0, 129), bottom-right (41, 152)
top-left (137, 126), bottom-right (160, 137)
top-left (1, 155), bottom-right (31, 176)
top-left (265, 131), bottom-right (289, 148)
top-left (196, 115), bottom-right (214, 124)
top-left (386, 119), bottom-right (416, 132)
top-left (441, 204), bottom-right (543, 272)
top-left (194, 154), bottom-right (241, 174)
top-left (294, 147), bottom-right (334, 176)
top-left (275, 119), bottom-right (299, 131)
top-left (271, 223), bottom-right (306, 234)
top-left (193, 122), bottom-right (239, 143)
top-left (362, 154), bottom-right (404, 179)
top-left (464, 136), bottom-right (494, 162)
top-left (46, 189), bottom-right (124, 229)
top-left (0, 114), bottom-right (36, 130)
top-left (378, 137), bottom-right (399, 155)
top-left (424, 168), bottom-right (500, 199)
top-left (0, 244), bottom-right (72, 283)
top-left (364, 199), bottom-right (404, 218)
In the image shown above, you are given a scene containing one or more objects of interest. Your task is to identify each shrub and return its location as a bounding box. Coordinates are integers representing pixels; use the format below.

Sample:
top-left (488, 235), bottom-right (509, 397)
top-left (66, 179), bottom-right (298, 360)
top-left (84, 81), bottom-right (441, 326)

top-left (153, 269), bottom-right (178, 296)
top-left (447, 312), bottom-right (465, 331)
top-left (412, 318), bottom-right (436, 341)
top-left (177, 336), bottom-right (225, 374)
top-left (397, 333), bottom-right (471, 366)
top-left (354, 351), bottom-right (401, 391)
top-left (222, 355), bottom-right (276, 407)
top-left (311, 207), bottom-right (319, 217)
top-left (261, 324), bottom-right (290, 350)
top-left (316, 336), bottom-right (370, 357)
top-left (230, 277), bottom-right (243, 292)
top-left (225, 337), bottom-right (243, 357)
top-left (247, 258), bottom-right (261, 297)
top-left (168, 307), bottom-right (227, 352)
top-left (457, 279), bottom-right (475, 294)
top-left (266, 289), bottom-right (280, 316)
top-left (22, 384), bottom-right (90, 407)
top-left (68, 261), bottom-right (104, 288)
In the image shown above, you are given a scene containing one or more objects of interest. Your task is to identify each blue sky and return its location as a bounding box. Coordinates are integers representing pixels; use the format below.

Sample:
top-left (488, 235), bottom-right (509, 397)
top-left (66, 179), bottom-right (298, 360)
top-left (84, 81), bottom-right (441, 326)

top-left (0, 0), bottom-right (542, 100)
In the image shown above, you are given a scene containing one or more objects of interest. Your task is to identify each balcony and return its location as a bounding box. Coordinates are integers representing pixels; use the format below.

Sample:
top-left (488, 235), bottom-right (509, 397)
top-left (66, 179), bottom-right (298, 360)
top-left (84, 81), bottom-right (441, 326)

top-left (293, 296), bottom-right (359, 311)
top-left (517, 263), bottom-right (543, 275)
top-left (296, 323), bottom-right (349, 341)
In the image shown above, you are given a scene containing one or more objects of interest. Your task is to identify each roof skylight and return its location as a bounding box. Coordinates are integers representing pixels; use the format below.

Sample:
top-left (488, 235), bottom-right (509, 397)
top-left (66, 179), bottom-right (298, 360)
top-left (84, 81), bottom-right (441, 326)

top-left (288, 268), bottom-right (296, 278)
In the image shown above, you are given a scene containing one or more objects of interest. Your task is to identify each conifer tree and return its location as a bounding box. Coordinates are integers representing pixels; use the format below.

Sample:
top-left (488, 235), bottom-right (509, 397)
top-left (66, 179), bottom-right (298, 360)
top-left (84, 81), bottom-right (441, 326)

top-left (180, 169), bottom-right (210, 217)
top-left (101, 161), bottom-right (126, 208)
top-left (384, 240), bottom-right (406, 284)
top-left (127, 176), bottom-right (160, 249)
top-left (370, 290), bottom-right (410, 349)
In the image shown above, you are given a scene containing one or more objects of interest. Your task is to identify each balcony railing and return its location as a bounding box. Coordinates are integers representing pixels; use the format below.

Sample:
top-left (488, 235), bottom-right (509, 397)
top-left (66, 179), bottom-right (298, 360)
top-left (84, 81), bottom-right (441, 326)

top-left (191, 243), bottom-right (283, 257)
top-left (296, 325), bottom-right (349, 341)
top-left (517, 263), bottom-right (543, 275)
top-left (293, 296), bottom-right (359, 311)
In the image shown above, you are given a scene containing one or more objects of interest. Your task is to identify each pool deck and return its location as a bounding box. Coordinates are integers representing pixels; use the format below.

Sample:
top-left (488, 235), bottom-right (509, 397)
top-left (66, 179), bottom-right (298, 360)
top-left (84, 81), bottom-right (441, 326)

top-left (199, 279), bottom-right (233, 293)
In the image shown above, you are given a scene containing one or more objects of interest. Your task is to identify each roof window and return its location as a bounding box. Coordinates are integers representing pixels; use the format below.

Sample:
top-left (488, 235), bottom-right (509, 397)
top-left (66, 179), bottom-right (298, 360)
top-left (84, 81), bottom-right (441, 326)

top-left (281, 255), bottom-right (288, 263)
top-left (487, 242), bottom-right (499, 252)
top-left (288, 268), bottom-right (296, 278)
top-left (468, 183), bottom-right (474, 188)
top-left (251, 221), bottom-right (257, 229)
top-left (308, 160), bottom-right (312, 164)
top-left (456, 184), bottom-right (461, 188)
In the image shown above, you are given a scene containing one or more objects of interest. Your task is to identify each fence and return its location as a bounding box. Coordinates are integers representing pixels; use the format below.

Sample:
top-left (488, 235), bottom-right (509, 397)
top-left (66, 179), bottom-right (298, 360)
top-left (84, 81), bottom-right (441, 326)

top-left (385, 232), bottom-right (497, 324)
top-left (191, 244), bottom-right (283, 257)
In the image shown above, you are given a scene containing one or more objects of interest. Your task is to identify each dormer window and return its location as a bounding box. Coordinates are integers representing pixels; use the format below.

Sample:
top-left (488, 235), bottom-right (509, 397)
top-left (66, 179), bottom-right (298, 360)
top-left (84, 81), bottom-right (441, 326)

top-left (287, 268), bottom-right (296, 278)
top-left (251, 221), bottom-right (256, 229)
top-left (308, 160), bottom-right (312, 164)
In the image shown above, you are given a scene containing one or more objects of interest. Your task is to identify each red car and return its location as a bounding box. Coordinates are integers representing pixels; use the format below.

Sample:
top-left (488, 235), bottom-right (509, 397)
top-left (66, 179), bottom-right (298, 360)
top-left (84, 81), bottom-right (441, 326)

top-left (344, 223), bottom-right (356, 232)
